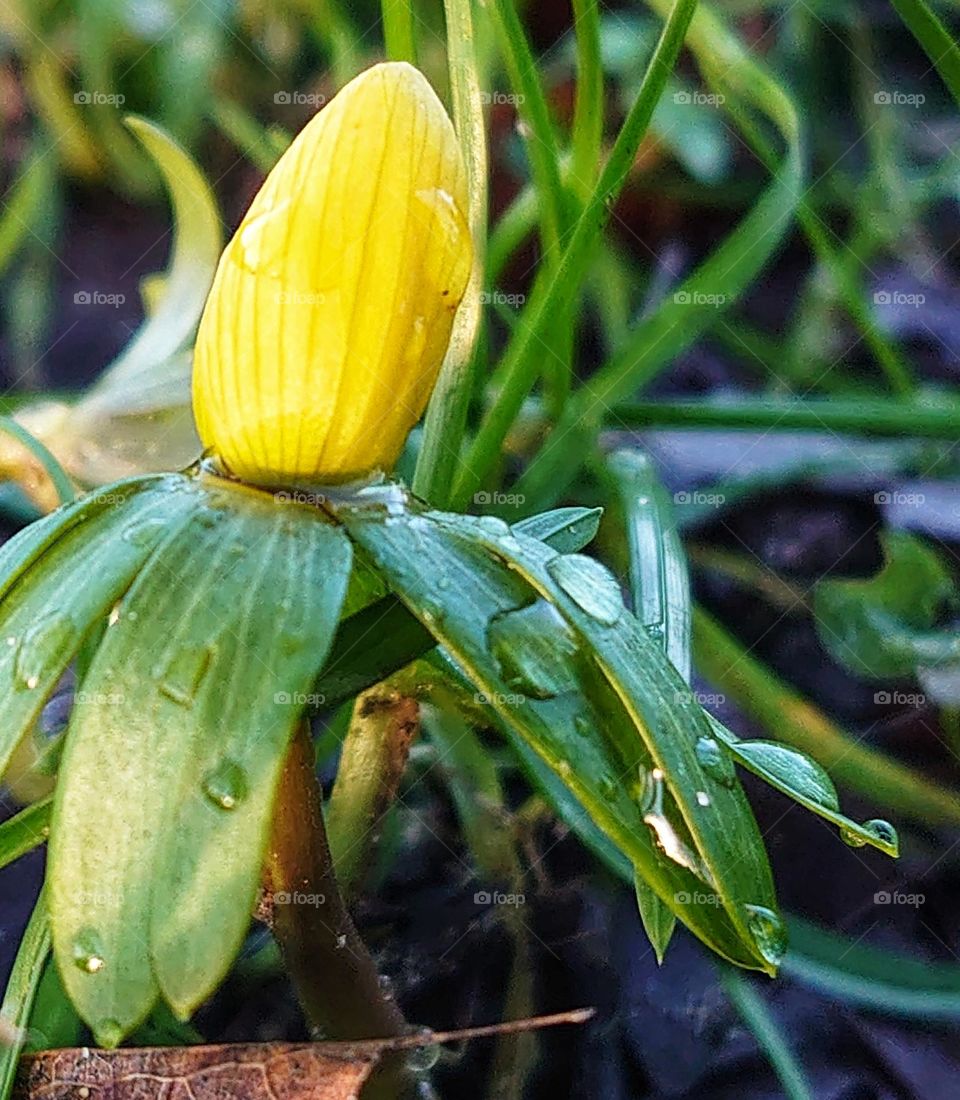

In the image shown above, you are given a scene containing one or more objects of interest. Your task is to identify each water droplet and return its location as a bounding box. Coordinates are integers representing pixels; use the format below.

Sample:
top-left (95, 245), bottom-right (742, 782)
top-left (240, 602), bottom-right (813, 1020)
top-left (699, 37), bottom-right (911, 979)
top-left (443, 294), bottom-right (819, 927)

top-left (202, 759), bottom-right (248, 811)
top-left (14, 613), bottom-right (77, 691)
top-left (437, 575), bottom-right (450, 591)
top-left (744, 904), bottom-right (787, 967)
top-left (474, 515), bottom-right (511, 538)
top-left (407, 1041), bottom-right (441, 1073)
top-left (695, 736), bottom-right (736, 788)
top-left (121, 517), bottom-right (167, 548)
top-left (547, 554), bottom-right (623, 626)
top-left (863, 818), bottom-right (898, 849)
top-left (96, 1018), bottom-right (124, 1048)
top-left (237, 199), bottom-right (292, 277)
top-left (72, 930), bottom-right (106, 974)
top-left (696, 790), bottom-right (711, 807)
top-left (155, 645), bottom-right (213, 707)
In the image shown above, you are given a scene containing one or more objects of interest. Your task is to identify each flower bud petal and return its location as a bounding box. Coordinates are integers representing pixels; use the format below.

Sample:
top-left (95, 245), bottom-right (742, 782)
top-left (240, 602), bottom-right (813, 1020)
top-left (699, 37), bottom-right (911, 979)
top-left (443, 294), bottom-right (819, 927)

top-left (192, 62), bottom-right (472, 485)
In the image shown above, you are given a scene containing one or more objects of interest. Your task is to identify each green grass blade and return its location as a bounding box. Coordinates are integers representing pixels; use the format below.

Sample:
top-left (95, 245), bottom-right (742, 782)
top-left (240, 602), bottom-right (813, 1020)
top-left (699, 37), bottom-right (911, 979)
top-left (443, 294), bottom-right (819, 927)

top-left (0, 797), bottom-right (51, 871)
top-left (570, 0), bottom-right (604, 199)
top-left (891, 0), bottom-right (960, 105)
top-left (453, 0), bottom-right (700, 508)
top-left (0, 893), bottom-right (50, 1100)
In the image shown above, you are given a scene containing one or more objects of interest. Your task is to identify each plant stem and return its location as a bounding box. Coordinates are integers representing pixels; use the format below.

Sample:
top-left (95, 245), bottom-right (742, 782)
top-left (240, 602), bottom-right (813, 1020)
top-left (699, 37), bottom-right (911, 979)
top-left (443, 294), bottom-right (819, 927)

top-left (612, 395), bottom-right (960, 438)
top-left (266, 724), bottom-right (407, 1044)
top-left (326, 688), bottom-right (419, 897)
top-left (693, 606), bottom-right (960, 826)
top-left (381, 0), bottom-right (417, 64)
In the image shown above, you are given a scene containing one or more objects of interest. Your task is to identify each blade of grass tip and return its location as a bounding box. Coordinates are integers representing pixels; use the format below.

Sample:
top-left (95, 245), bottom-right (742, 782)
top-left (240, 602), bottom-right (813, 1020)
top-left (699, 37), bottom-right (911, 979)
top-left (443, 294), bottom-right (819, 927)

top-left (693, 605), bottom-right (960, 826)
top-left (570, 0), bottom-right (604, 201)
top-left (890, 0), bottom-right (960, 106)
top-left (208, 99), bottom-right (286, 173)
top-left (0, 417), bottom-right (75, 507)
top-left (413, 0), bottom-right (488, 507)
top-left (717, 965), bottom-right (814, 1100)
top-left (0, 150), bottom-right (53, 280)
top-left (0, 892), bottom-right (51, 1100)
top-left (452, 0), bottom-right (700, 510)
top-left (381, 0), bottom-right (417, 64)
top-left (0, 798), bottom-right (53, 872)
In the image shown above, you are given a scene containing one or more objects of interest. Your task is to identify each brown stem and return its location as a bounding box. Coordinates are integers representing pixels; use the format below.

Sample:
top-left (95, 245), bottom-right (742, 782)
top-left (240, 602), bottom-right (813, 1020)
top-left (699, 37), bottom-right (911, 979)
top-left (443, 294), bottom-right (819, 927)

top-left (265, 723), bottom-right (408, 1045)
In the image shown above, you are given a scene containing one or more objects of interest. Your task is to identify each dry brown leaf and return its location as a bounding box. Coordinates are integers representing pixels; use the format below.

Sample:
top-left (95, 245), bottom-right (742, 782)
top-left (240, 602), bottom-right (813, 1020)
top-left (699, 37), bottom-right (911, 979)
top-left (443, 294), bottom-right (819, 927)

top-left (15, 1041), bottom-right (374, 1100)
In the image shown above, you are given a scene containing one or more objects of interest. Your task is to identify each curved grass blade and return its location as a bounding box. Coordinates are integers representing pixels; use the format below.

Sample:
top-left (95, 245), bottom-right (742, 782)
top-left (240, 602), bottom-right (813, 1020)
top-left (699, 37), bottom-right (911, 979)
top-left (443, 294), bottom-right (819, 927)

top-left (0, 416), bottom-right (74, 508)
top-left (0, 476), bottom-right (203, 780)
top-left (785, 916), bottom-right (960, 1019)
top-left (90, 117), bottom-right (221, 390)
top-left (891, 0), bottom-right (960, 106)
top-left (336, 502), bottom-right (773, 971)
top-left (151, 491), bottom-right (351, 1018)
top-left (0, 892), bottom-right (50, 1100)
top-left (0, 797), bottom-right (51, 871)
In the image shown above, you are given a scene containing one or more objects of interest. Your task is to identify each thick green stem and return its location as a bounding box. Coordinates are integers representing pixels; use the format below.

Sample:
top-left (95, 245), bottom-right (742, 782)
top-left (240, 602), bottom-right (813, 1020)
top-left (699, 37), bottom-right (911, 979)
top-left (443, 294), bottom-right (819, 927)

top-left (266, 725), bottom-right (407, 1044)
top-left (326, 688), bottom-right (419, 897)
top-left (694, 606), bottom-right (960, 826)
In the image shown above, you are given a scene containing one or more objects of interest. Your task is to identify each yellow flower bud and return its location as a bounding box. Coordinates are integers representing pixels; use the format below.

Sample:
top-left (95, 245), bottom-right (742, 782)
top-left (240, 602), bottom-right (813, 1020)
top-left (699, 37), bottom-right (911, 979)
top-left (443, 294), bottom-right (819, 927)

top-left (192, 62), bottom-right (472, 486)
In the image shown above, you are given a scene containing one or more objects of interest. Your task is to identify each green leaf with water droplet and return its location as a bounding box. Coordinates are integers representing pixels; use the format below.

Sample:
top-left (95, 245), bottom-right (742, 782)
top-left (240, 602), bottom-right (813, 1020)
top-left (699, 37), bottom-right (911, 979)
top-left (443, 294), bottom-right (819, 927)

top-left (334, 501), bottom-right (774, 972)
top-left (51, 477), bottom-right (351, 1037)
top-left (0, 476), bottom-right (201, 784)
top-left (709, 718), bottom-right (899, 858)
top-left (634, 873), bottom-right (676, 964)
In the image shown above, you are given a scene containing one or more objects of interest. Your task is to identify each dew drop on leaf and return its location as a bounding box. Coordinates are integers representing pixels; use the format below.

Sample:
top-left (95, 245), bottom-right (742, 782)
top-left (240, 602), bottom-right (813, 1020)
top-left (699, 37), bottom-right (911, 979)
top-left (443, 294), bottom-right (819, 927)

top-left (744, 904), bottom-right (787, 967)
top-left (546, 554), bottom-right (623, 626)
top-left (72, 929), bottom-right (106, 974)
top-left (155, 645), bottom-right (213, 707)
top-left (839, 825), bottom-right (868, 848)
top-left (862, 818), bottom-right (898, 850)
top-left (121, 517), bottom-right (168, 548)
top-left (202, 758), bottom-right (248, 811)
top-left (694, 736), bottom-right (736, 788)
top-left (14, 613), bottom-right (77, 691)
top-left (407, 1042), bottom-right (441, 1073)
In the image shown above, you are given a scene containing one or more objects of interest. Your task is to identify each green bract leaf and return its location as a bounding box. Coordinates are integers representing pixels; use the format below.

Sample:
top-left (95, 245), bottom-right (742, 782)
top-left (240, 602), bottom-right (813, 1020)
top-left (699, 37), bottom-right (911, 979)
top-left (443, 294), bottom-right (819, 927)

top-left (335, 501), bottom-right (780, 973)
top-left (814, 530), bottom-right (959, 679)
top-left (634, 873), bottom-right (677, 964)
top-left (708, 718), bottom-right (899, 858)
top-left (0, 476), bottom-right (202, 780)
top-left (50, 476), bottom-right (351, 1041)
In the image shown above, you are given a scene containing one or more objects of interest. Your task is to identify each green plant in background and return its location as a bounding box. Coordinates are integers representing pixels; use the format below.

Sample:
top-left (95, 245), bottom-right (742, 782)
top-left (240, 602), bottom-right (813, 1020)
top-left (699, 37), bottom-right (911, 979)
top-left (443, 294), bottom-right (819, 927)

top-left (2, 0), bottom-right (960, 1097)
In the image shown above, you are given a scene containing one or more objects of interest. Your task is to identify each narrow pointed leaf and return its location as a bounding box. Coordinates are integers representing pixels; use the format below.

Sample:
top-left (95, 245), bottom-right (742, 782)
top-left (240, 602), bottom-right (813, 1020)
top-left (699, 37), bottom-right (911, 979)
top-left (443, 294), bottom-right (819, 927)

top-left (0, 893), bottom-right (50, 1100)
top-left (635, 873), bottom-right (677, 964)
top-left (0, 796), bottom-right (51, 871)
